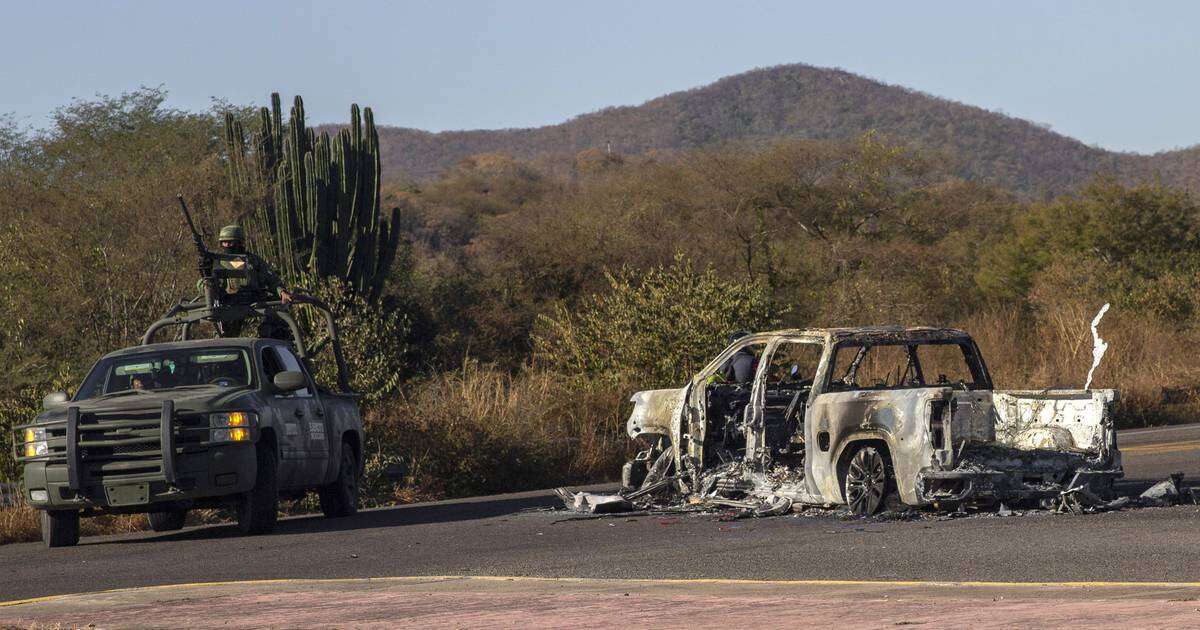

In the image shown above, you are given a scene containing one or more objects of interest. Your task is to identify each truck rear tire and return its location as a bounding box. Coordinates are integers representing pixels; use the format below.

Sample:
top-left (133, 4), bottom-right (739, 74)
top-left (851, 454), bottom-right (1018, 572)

top-left (237, 440), bottom-right (279, 535)
top-left (147, 508), bottom-right (188, 532)
top-left (844, 445), bottom-right (892, 517)
top-left (318, 444), bottom-right (358, 518)
top-left (41, 510), bottom-right (80, 548)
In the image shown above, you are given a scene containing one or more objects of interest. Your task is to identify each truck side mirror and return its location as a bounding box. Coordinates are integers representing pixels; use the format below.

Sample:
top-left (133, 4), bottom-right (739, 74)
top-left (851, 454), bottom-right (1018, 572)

top-left (272, 371), bottom-right (307, 393)
top-left (43, 391), bottom-right (69, 409)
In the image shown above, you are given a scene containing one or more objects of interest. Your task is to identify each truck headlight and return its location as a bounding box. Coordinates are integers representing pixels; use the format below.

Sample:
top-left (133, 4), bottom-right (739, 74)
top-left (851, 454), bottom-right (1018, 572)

top-left (209, 412), bottom-right (256, 442)
top-left (23, 427), bottom-right (47, 458)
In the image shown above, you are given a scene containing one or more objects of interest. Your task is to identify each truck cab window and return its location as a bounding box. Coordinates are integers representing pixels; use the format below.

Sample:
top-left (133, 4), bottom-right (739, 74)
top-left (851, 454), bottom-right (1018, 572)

top-left (829, 344), bottom-right (919, 391)
top-left (262, 346), bottom-right (311, 397)
top-left (916, 343), bottom-right (980, 388)
top-left (274, 346), bottom-right (313, 397)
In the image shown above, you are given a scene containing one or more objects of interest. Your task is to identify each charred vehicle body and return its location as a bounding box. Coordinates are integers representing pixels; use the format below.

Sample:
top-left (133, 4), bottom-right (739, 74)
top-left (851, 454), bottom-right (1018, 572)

top-left (621, 327), bottom-right (1121, 516)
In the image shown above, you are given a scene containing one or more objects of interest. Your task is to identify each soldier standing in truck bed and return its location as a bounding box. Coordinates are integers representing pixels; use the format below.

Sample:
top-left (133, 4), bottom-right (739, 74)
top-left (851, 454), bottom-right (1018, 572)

top-left (215, 225), bottom-right (294, 339)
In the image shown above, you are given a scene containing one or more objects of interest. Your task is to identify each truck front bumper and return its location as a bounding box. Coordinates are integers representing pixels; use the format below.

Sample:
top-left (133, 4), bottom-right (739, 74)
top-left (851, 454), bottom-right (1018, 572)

top-left (16, 402), bottom-right (258, 513)
top-left (21, 444), bottom-right (257, 512)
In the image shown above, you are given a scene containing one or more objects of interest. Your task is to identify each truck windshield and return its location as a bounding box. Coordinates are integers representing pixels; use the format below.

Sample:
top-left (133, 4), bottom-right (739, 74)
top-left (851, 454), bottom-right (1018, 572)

top-left (75, 348), bottom-right (253, 400)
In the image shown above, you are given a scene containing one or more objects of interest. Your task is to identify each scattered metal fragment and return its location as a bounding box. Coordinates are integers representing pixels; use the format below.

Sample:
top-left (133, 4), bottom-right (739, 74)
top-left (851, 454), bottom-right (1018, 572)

top-left (553, 489), bottom-right (632, 514)
top-left (1138, 473), bottom-right (1193, 507)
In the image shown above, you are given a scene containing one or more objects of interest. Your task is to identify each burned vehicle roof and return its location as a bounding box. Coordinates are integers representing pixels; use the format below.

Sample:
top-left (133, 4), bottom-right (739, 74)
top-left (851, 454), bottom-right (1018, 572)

top-left (749, 326), bottom-right (973, 343)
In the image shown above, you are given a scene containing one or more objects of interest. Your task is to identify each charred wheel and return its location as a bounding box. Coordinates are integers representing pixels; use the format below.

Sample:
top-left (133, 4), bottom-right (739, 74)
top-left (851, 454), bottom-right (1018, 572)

top-left (844, 445), bottom-right (890, 516)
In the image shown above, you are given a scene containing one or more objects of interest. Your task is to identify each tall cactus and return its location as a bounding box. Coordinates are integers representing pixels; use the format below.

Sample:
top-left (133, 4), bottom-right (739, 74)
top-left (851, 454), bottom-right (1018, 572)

top-left (224, 93), bottom-right (399, 302)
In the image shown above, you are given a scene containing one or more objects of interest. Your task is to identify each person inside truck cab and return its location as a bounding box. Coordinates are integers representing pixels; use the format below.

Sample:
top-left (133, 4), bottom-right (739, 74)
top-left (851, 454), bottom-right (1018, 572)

top-left (718, 331), bottom-right (758, 385)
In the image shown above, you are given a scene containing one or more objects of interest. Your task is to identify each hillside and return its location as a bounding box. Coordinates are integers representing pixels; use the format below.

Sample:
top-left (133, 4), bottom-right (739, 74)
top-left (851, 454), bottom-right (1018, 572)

top-left (376, 63), bottom-right (1200, 196)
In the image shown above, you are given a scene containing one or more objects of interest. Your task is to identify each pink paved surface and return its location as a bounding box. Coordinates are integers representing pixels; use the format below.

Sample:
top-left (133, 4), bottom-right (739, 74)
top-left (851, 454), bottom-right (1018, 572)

top-left (3, 577), bottom-right (1200, 629)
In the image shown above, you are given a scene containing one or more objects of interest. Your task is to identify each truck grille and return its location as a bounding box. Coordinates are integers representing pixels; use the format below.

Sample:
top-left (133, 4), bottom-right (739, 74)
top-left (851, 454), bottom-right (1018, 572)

top-left (75, 408), bottom-right (206, 483)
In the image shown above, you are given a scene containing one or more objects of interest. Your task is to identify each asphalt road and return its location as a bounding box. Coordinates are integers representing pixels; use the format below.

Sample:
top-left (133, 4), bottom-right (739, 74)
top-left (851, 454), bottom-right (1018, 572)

top-left (1, 424), bottom-right (1198, 602)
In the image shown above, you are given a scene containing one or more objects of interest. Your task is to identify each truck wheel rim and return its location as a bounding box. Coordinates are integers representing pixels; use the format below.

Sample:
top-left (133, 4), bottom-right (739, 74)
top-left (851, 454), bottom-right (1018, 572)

top-left (846, 448), bottom-right (886, 515)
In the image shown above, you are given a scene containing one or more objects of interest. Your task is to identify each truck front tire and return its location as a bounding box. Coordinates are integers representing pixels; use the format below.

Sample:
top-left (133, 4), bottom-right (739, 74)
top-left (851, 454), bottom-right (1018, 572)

top-left (318, 444), bottom-right (359, 518)
top-left (147, 508), bottom-right (188, 532)
top-left (41, 510), bottom-right (80, 548)
top-left (237, 440), bottom-right (279, 535)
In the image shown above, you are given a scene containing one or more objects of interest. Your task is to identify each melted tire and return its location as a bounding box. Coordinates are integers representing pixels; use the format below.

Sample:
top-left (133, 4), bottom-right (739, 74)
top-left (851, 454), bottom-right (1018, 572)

top-left (318, 445), bottom-right (358, 518)
top-left (41, 510), bottom-right (80, 548)
top-left (237, 440), bottom-right (279, 535)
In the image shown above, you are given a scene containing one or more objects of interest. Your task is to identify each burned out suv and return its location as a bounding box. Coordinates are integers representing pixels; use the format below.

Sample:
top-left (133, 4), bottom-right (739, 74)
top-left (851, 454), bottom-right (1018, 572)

top-left (623, 327), bottom-right (1121, 515)
top-left (14, 299), bottom-right (364, 547)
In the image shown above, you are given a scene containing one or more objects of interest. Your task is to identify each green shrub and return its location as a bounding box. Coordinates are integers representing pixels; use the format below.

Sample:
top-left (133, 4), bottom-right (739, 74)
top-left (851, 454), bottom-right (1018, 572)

top-left (303, 277), bottom-right (411, 408)
top-left (533, 255), bottom-right (779, 386)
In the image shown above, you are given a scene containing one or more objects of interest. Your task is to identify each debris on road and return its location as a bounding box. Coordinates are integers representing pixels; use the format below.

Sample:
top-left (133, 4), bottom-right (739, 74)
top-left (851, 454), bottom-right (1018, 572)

top-left (1138, 473), bottom-right (1196, 507)
top-left (553, 489), bottom-right (632, 514)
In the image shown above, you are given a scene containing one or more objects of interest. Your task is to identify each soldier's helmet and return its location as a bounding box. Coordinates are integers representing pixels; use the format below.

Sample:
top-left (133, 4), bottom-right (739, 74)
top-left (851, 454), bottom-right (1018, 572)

top-left (218, 225), bottom-right (245, 244)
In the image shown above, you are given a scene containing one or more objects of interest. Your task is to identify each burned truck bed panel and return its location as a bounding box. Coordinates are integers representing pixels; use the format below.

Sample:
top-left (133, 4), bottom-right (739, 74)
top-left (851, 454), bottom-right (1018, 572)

top-left (993, 390), bottom-right (1118, 455)
top-left (617, 326), bottom-right (1122, 516)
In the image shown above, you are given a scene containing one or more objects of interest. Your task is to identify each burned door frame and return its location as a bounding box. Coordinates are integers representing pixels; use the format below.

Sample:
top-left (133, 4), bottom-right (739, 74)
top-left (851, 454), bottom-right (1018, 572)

top-left (680, 334), bottom-right (775, 486)
top-left (743, 336), bottom-right (828, 467)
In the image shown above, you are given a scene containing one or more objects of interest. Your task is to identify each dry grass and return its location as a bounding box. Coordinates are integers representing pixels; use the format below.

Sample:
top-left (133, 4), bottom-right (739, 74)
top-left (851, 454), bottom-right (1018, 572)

top-left (361, 361), bottom-right (633, 503)
top-left (965, 304), bottom-right (1200, 427)
top-left (0, 502), bottom-right (39, 544)
top-left (0, 502), bottom-right (150, 545)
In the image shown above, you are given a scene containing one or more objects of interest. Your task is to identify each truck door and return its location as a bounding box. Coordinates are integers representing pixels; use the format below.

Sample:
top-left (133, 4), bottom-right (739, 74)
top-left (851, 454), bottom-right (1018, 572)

top-left (273, 345), bottom-right (330, 484)
top-left (807, 343), bottom-right (914, 502)
top-left (260, 346), bottom-right (310, 488)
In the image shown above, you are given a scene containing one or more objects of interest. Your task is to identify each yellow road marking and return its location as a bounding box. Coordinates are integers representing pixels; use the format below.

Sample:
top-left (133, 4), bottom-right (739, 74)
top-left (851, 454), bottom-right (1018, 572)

top-left (1120, 439), bottom-right (1200, 454)
top-left (4, 575), bottom-right (1200, 608)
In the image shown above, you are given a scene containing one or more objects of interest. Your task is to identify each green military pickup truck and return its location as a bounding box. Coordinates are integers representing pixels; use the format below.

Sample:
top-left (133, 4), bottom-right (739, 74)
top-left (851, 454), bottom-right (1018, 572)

top-left (13, 298), bottom-right (364, 547)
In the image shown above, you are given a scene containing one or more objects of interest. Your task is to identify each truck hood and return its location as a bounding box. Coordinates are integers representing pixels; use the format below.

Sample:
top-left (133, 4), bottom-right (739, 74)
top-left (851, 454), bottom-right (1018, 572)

top-left (37, 386), bottom-right (255, 421)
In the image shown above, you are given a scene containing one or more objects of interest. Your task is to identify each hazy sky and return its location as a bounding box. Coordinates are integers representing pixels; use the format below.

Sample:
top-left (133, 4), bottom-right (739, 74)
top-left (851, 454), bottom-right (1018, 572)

top-left (2, 1), bottom-right (1198, 153)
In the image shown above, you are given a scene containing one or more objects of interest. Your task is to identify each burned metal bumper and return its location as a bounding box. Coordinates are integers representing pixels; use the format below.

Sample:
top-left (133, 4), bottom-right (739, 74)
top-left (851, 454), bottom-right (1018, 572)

top-left (916, 466), bottom-right (1122, 505)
